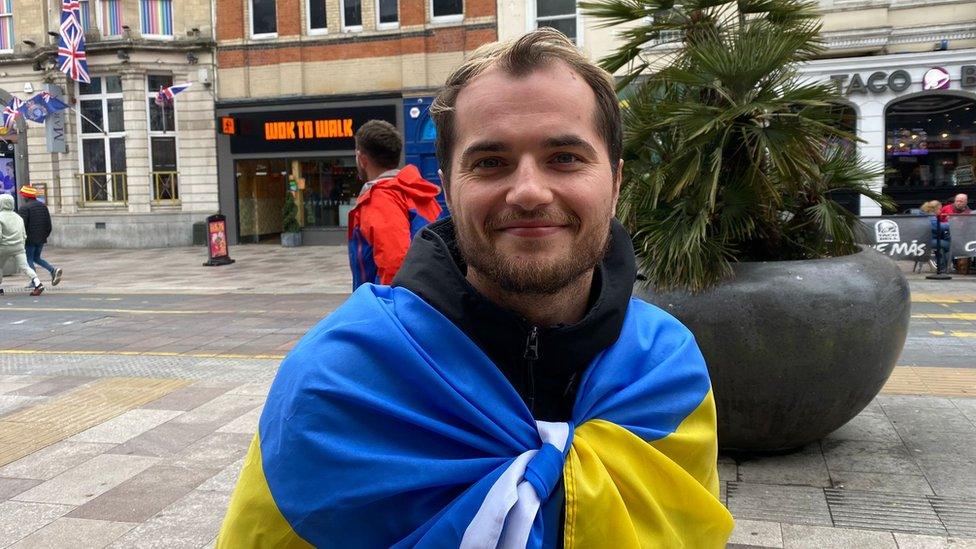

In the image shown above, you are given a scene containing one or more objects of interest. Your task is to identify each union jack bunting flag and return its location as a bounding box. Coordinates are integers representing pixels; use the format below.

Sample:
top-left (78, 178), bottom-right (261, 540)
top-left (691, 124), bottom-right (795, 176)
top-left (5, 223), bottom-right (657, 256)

top-left (2, 97), bottom-right (22, 129)
top-left (57, 0), bottom-right (91, 84)
top-left (154, 83), bottom-right (192, 106)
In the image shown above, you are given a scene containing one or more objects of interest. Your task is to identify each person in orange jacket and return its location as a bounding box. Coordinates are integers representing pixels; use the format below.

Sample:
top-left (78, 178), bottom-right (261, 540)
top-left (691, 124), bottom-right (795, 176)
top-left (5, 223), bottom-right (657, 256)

top-left (348, 120), bottom-right (442, 289)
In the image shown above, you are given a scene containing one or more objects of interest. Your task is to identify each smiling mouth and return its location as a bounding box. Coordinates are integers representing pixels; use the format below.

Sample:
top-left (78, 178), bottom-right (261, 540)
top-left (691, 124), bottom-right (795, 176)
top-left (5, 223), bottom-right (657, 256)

top-left (498, 224), bottom-right (568, 237)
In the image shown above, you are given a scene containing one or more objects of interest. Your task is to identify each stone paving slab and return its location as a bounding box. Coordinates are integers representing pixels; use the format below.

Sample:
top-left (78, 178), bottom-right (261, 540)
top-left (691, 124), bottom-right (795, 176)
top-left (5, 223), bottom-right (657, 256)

top-left (781, 523), bottom-right (898, 548)
top-left (0, 501), bottom-right (74, 546)
top-left (726, 483), bottom-right (834, 526)
top-left (729, 519), bottom-right (785, 548)
top-left (68, 409), bottom-right (184, 445)
top-left (67, 464), bottom-right (218, 524)
top-left (0, 441), bottom-right (115, 481)
top-left (12, 454), bottom-right (159, 506)
top-left (106, 489), bottom-right (232, 549)
top-left (6, 517), bottom-right (137, 549)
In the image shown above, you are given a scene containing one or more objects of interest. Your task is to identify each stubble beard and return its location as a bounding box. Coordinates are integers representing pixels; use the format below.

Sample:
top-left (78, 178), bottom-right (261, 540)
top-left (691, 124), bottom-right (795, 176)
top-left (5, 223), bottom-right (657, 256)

top-left (454, 211), bottom-right (612, 296)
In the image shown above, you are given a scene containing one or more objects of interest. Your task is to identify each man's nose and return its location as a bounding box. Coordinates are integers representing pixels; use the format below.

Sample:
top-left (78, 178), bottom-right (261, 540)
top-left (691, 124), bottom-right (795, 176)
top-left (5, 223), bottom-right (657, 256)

top-left (506, 159), bottom-right (554, 211)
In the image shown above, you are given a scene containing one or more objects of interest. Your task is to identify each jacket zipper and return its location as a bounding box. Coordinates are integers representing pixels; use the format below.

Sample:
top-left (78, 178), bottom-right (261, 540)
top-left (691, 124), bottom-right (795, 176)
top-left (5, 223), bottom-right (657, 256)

top-left (524, 326), bottom-right (539, 414)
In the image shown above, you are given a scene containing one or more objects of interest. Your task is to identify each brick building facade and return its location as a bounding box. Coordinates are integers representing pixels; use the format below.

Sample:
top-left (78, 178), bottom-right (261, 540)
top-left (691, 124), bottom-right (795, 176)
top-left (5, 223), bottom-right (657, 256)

top-left (214, 0), bottom-right (497, 245)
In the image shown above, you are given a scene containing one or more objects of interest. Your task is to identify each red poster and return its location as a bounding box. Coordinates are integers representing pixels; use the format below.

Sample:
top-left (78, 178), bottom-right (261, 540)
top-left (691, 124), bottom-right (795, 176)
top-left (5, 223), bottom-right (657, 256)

top-left (209, 220), bottom-right (228, 258)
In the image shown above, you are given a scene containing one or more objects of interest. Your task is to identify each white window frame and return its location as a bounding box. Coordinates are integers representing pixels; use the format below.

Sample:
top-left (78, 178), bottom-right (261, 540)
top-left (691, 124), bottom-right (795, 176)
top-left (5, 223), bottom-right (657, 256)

top-left (526, 0), bottom-right (582, 45)
top-left (0, 2), bottom-right (13, 54)
top-left (139, 0), bottom-right (175, 40)
top-left (76, 76), bottom-right (127, 202)
top-left (341, 0), bottom-right (364, 32)
top-left (376, 0), bottom-right (400, 30)
top-left (250, 0), bottom-right (278, 40)
top-left (145, 75), bottom-right (181, 203)
top-left (430, 0), bottom-right (463, 23)
top-left (306, 0), bottom-right (329, 35)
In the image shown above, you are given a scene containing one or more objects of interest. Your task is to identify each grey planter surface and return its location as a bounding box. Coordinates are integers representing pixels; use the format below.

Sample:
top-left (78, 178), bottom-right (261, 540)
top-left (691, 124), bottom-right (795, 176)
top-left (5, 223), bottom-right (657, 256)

top-left (281, 232), bottom-right (302, 247)
top-left (635, 246), bottom-right (911, 452)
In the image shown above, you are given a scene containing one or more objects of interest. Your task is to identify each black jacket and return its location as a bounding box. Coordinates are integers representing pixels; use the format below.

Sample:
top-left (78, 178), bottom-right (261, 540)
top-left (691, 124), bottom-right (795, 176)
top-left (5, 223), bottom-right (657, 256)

top-left (393, 218), bottom-right (637, 421)
top-left (18, 198), bottom-right (52, 246)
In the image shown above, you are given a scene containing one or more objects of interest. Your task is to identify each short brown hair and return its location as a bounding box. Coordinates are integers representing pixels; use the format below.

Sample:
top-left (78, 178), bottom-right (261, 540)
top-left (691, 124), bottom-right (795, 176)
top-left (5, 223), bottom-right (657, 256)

top-left (430, 28), bottom-right (622, 184)
top-left (355, 120), bottom-right (402, 169)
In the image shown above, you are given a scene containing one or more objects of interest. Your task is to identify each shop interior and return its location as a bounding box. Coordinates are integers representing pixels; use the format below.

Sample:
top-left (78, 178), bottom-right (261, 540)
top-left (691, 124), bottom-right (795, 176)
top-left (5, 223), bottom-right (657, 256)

top-left (884, 94), bottom-right (976, 210)
top-left (235, 157), bottom-right (361, 243)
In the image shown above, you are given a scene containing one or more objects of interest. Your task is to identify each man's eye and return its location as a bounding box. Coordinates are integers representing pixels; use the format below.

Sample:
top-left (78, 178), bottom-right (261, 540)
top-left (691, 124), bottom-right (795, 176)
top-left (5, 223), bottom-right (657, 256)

top-left (474, 158), bottom-right (504, 169)
top-left (552, 153), bottom-right (580, 164)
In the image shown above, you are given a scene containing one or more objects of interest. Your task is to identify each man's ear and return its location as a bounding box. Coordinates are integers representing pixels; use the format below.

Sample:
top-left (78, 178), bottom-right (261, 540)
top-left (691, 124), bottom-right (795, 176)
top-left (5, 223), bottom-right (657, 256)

top-left (611, 159), bottom-right (623, 212)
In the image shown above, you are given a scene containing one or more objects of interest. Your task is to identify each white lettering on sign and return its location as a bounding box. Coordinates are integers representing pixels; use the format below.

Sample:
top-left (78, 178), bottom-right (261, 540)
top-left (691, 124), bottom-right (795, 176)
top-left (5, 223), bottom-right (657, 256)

top-left (966, 241), bottom-right (976, 253)
top-left (871, 240), bottom-right (926, 257)
top-left (875, 220), bottom-right (901, 243)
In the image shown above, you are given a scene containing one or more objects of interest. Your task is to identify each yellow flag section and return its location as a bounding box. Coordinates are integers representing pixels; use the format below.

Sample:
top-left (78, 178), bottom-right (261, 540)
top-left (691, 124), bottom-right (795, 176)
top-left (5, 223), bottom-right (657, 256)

top-left (563, 390), bottom-right (734, 548)
top-left (217, 435), bottom-right (313, 549)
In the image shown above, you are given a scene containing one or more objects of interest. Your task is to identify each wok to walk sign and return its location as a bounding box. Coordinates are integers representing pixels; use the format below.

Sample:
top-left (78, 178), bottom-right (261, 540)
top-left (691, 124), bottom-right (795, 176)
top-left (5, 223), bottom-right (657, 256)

top-left (264, 118), bottom-right (354, 141)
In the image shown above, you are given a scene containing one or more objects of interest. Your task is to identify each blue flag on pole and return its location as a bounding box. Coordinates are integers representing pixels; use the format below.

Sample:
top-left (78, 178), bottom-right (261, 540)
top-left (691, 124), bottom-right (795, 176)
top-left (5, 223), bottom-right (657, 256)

top-left (17, 92), bottom-right (70, 124)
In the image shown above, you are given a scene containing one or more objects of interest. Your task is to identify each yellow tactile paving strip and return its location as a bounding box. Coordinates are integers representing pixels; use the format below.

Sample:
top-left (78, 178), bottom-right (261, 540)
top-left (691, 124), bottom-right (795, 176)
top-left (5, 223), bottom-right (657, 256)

top-left (913, 313), bottom-right (976, 321)
top-left (0, 349), bottom-right (287, 360)
top-left (882, 367), bottom-right (976, 398)
top-left (0, 377), bottom-right (189, 468)
top-left (911, 294), bottom-right (976, 304)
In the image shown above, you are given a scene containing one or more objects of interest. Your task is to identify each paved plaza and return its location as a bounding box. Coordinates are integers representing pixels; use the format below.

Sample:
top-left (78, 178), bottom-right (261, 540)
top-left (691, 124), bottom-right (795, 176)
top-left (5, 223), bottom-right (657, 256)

top-left (0, 245), bottom-right (975, 548)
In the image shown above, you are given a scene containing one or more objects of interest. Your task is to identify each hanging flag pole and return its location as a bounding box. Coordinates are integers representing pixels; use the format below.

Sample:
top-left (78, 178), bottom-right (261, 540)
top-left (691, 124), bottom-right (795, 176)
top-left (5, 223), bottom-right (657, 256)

top-left (154, 83), bottom-right (191, 135)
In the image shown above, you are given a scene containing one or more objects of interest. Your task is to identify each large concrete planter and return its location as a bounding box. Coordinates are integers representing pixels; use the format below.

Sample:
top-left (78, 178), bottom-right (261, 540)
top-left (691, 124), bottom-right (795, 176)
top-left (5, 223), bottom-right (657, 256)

top-left (636, 246), bottom-right (910, 451)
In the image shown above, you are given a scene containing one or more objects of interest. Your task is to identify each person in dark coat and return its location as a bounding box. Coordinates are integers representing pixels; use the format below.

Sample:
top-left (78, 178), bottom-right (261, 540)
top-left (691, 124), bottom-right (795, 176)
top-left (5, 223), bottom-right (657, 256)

top-left (17, 185), bottom-right (62, 287)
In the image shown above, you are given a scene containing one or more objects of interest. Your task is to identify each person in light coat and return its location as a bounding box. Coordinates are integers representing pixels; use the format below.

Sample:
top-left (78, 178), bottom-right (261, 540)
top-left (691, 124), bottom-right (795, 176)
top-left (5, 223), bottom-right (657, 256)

top-left (0, 194), bottom-right (44, 296)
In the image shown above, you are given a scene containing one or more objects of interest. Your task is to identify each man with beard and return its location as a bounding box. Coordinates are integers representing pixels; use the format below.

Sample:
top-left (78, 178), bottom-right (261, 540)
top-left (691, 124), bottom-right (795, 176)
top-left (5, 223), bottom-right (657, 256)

top-left (220, 28), bottom-right (732, 548)
top-left (347, 119), bottom-right (442, 289)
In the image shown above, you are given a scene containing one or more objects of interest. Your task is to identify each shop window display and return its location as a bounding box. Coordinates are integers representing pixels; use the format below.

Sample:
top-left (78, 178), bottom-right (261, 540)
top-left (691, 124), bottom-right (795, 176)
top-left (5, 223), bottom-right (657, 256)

top-left (884, 95), bottom-right (976, 210)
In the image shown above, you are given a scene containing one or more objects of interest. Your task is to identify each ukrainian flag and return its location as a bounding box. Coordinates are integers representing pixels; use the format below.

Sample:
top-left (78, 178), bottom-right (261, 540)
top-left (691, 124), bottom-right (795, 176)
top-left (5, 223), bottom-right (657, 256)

top-left (219, 285), bottom-right (733, 547)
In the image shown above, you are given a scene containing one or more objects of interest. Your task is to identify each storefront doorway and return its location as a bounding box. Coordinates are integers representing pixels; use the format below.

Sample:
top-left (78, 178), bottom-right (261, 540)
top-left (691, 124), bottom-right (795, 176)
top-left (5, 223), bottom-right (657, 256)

top-left (884, 93), bottom-right (976, 211)
top-left (235, 157), bottom-right (361, 243)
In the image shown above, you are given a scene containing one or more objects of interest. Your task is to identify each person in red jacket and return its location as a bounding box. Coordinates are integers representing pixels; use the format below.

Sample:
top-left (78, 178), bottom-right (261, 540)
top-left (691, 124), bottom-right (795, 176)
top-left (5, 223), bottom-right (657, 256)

top-left (348, 120), bottom-right (442, 289)
top-left (938, 193), bottom-right (972, 221)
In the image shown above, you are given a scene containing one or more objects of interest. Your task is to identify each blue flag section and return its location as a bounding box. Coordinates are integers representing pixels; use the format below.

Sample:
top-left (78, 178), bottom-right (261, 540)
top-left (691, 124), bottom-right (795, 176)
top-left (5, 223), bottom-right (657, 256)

top-left (17, 92), bottom-right (70, 124)
top-left (218, 285), bottom-right (734, 548)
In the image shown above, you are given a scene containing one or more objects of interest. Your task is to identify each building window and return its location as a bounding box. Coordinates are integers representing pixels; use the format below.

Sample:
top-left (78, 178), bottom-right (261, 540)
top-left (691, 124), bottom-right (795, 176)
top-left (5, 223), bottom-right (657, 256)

top-left (431, 0), bottom-right (462, 21)
top-left (78, 76), bottom-right (127, 203)
top-left (79, 0), bottom-right (94, 32)
top-left (307, 0), bottom-right (327, 34)
top-left (140, 0), bottom-right (173, 36)
top-left (102, 0), bottom-right (125, 37)
top-left (78, 0), bottom-right (123, 37)
top-left (342, 0), bottom-right (363, 30)
top-left (377, 0), bottom-right (398, 28)
top-left (251, 0), bottom-right (277, 37)
top-left (883, 94), bottom-right (976, 212)
top-left (0, 0), bottom-right (13, 52)
top-left (534, 0), bottom-right (577, 43)
top-left (147, 75), bottom-right (179, 202)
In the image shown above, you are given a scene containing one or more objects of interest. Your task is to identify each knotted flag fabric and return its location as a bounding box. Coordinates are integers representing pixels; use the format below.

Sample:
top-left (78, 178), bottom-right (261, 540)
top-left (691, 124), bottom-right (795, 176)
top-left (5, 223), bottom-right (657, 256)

top-left (154, 83), bottom-right (191, 106)
top-left (17, 92), bottom-right (69, 124)
top-left (2, 97), bottom-right (22, 129)
top-left (57, 0), bottom-right (91, 84)
top-left (218, 284), bottom-right (735, 548)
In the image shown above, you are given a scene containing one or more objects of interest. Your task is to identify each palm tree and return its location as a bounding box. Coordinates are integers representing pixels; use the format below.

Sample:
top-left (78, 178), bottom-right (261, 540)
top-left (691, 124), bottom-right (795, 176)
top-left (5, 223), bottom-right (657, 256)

top-left (581, 0), bottom-right (892, 292)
